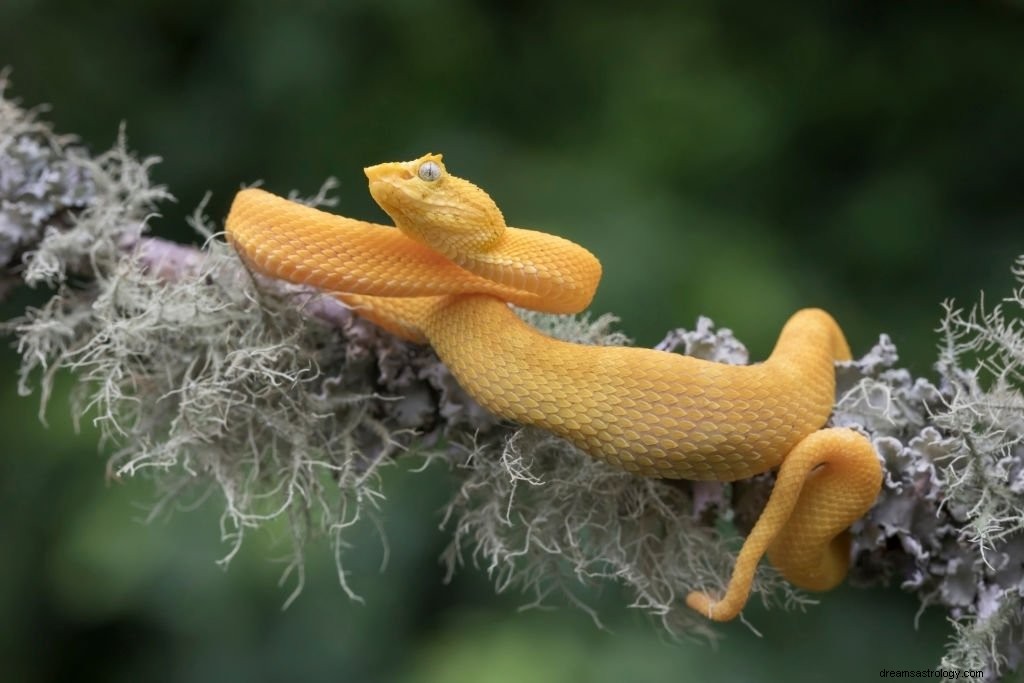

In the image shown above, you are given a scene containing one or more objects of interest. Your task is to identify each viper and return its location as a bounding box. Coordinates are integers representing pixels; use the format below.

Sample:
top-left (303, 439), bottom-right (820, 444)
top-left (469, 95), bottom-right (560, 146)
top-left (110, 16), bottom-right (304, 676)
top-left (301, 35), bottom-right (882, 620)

top-left (224, 153), bottom-right (882, 622)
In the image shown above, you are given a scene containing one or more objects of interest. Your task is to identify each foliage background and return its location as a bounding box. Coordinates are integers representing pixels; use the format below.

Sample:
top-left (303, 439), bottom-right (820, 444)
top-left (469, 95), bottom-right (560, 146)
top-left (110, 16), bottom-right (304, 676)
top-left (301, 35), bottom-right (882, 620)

top-left (1, 1), bottom-right (1020, 681)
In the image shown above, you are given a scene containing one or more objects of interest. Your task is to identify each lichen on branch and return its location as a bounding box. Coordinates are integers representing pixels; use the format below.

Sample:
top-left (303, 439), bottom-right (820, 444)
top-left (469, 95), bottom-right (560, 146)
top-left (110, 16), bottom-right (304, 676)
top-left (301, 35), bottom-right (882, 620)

top-left (2, 75), bottom-right (1022, 678)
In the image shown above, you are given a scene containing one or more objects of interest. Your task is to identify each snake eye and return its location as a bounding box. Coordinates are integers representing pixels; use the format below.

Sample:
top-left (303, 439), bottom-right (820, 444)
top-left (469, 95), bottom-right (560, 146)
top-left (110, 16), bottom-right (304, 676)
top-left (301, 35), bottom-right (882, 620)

top-left (417, 160), bottom-right (442, 182)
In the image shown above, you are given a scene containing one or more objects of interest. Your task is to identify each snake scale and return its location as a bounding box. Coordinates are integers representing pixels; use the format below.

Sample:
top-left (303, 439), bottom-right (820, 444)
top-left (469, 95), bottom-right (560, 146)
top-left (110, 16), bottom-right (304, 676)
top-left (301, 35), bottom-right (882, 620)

top-left (225, 153), bottom-right (882, 622)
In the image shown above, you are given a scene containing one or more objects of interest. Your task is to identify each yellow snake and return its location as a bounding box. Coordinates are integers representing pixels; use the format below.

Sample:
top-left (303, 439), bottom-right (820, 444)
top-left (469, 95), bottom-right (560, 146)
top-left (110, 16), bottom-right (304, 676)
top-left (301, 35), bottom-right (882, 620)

top-left (225, 153), bottom-right (882, 622)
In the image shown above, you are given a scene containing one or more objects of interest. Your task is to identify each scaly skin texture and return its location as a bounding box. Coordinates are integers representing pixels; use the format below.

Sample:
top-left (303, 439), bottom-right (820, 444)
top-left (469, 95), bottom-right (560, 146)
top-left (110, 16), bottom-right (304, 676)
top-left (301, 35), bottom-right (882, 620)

top-left (224, 153), bottom-right (883, 622)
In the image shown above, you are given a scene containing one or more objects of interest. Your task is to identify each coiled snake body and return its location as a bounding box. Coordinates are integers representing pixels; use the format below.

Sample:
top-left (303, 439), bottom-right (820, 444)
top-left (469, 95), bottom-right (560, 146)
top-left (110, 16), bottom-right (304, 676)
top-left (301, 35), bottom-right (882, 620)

top-left (225, 154), bottom-right (882, 622)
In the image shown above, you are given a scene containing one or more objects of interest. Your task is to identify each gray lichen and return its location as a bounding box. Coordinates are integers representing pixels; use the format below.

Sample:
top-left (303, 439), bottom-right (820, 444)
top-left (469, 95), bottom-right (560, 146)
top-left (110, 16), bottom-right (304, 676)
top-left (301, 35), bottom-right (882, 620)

top-left (3, 76), bottom-right (1023, 677)
top-left (933, 263), bottom-right (1024, 674)
top-left (829, 270), bottom-right (1024, 677)
top-left (0, 72), bottom-right (162, 294)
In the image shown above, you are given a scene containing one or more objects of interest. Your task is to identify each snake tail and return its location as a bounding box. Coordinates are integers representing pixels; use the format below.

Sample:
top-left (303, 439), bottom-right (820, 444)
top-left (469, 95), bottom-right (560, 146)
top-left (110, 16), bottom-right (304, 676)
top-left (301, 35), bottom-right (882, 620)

top-left (685, 427), bottom-right (881, 621)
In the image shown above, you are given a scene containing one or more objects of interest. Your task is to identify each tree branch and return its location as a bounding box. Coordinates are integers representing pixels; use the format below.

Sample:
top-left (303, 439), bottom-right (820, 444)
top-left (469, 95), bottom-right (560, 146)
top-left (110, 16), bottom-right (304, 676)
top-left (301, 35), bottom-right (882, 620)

top-left (2, 72), bottom-right (1021, 677)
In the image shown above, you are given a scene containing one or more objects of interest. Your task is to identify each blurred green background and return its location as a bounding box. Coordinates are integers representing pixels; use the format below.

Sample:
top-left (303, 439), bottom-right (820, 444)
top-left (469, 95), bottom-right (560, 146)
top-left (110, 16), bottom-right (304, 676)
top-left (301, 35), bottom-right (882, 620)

top-left (2, 1), bottom-right (1021, 681)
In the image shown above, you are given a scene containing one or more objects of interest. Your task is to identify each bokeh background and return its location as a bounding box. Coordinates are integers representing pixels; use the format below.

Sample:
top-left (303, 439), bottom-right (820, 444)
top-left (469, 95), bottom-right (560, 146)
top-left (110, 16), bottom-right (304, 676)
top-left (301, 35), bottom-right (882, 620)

top-left (2, 1), bottom-right (1022, 681)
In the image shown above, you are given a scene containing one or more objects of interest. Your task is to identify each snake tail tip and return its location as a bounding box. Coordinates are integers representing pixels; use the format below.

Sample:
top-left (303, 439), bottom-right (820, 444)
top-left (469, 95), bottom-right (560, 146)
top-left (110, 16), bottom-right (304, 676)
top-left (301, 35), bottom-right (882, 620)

top-left (685, 591), bottom-right (739, 623)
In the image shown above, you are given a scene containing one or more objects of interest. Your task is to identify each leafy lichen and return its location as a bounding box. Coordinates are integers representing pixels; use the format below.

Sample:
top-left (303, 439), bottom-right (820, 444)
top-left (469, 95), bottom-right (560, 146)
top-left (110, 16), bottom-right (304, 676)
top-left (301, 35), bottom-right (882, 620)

top-left (0, 71), bottom-right (95, 280)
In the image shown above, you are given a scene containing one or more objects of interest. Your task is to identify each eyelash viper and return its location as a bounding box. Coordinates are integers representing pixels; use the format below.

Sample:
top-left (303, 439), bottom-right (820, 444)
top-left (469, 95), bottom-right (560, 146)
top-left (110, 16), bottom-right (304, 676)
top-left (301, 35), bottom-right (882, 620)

top-left (224, 153), bottom-right (883, 622)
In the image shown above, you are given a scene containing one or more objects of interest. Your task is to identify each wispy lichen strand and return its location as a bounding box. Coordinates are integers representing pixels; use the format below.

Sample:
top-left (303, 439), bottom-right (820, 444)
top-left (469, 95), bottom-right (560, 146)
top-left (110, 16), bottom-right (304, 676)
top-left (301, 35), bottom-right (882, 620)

top-left (932, 259), bottom-right (1024, 674)
top-left (3, 76), bottom-right (1023, 678)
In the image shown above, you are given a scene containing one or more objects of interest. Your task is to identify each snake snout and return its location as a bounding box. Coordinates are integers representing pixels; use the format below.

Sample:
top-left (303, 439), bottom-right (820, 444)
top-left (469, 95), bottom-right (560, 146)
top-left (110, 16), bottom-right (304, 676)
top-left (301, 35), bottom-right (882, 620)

top-left (364, 162), bottom-right (412, 183)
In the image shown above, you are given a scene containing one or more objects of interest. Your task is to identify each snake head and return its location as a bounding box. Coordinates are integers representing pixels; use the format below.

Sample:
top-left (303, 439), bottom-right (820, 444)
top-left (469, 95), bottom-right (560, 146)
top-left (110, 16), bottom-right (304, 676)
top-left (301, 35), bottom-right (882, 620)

top-left (364, 153), bottom-right (506, 256)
